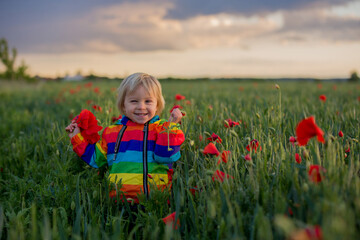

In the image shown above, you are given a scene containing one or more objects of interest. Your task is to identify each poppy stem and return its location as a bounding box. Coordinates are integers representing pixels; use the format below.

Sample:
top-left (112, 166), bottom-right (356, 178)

top-left (278, 87), bottom-right (282, 130)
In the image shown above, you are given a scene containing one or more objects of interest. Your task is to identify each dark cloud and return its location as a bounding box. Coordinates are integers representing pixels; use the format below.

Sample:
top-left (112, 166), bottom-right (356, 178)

top-left (0, 0), bottom-right (358, 53)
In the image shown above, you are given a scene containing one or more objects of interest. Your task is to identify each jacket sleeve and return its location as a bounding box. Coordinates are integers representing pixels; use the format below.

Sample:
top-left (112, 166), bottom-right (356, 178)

top-left (70, 128), bottom-right (108, 168)
top-left (153, 121), bottom-right (185, 163)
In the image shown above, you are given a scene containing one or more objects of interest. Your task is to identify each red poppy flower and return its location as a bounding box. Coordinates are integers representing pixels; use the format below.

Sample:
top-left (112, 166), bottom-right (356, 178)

top-left (86, 100), bottom-right (92, 105)
top-left (217, 150), bottom-right (231, 164)
top-left (295, 153), bottom-right (302, 164)
top-left (211, 170), bottom-right (234, 183)
top-left (170, 105), bottom-right (185, 116)
top-left (305, 225), bottom-right (323, 240)
top-left (224, 118), bottom-right (239, 128)
top-left (319, 95), bottom-right (326, 102)
top-left (338, 130), bottom-right (343, 137)
top-left (296, 116), bottom-right (325, 146)
top-left (288, 207), bottom-right (293, 216)
top-left (345, 147), bottom-right (350, 153)
top-left (92, 104), bottom-right (102, 112)
top-left (69, 89), bottom-right (78, 94)
top-left (72, 109), bottom-right (103, 144)
top-left (207, 133), bottom-right (222, 144)
top-left (93, 87), bottom-right (100, 94)
top-left (112, 115), bottom-right (122, 123)
top-left (84, 82), bottom-right (93, 88)
top-left (175, 94), bottom-right (185, 101)
top-left (244, 154), bottom-right (251, 161)
top-left (162, 212), bottom-right (180, 230)
top-left (246, 139), bottom-right (262, 152)
top-left (290, 225), bottom-right (322, 240)
top-left (203, 143), bottom-right (220, 156)
top-left (208, 105), bottom-right (213, 110)
top-left (185, 100), bottom-right (191, 105)
top-left (199, 134), bottom-right (203, 141)
top-left (289, 136), bottom-right (297, 146)
top-left (189, 186), bottom-right (199, 196)
top-left (308, 165), bottom-right (326, 183)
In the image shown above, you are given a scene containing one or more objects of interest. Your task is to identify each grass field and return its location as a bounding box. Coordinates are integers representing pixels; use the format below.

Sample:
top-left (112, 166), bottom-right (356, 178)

top-left (0, 79), bottom-right (359, 239)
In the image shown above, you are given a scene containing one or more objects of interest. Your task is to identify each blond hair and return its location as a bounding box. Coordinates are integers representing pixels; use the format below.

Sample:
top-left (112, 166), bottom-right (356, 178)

top-left (117, 73), bottom-right (165, 115)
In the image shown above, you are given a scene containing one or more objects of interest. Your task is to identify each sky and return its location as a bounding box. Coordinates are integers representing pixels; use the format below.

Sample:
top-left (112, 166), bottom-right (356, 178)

top-left (0, 0), bottom-right (360, 78)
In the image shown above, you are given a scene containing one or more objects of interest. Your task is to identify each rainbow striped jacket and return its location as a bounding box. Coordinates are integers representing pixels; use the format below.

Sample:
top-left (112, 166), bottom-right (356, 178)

top-left (71, 115), bottom-right (185, 201)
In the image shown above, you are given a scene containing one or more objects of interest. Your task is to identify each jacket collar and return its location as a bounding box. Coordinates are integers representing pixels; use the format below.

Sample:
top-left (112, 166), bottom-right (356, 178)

top-left (115, 115), bottom-right (159, 126)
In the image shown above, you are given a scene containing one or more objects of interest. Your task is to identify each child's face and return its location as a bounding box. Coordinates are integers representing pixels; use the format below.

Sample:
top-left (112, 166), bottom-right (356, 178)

top-left (123, 85), bottom-right (158, 124)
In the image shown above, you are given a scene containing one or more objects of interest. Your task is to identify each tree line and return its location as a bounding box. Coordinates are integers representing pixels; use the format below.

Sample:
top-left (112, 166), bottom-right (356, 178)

top-left (0, 37), bottom-right (358, 83)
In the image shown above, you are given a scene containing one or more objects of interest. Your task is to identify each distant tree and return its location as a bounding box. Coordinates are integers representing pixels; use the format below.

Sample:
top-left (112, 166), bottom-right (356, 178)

top-left (349, 71), bottom-right (359, 82)
top-left (0, 38), bottom-right (17, 80)
top-left (0, 38), bottom-right (34, 81)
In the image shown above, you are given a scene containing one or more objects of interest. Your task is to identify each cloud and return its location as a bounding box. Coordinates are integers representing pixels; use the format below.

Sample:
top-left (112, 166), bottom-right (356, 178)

top-left (273, 1), bottom-right (360, 43)
top-left (9, 1), bottom-right (284, 53)
top-left (1, 0), bottom-right (359, 54)
top-left (165, 0), bottom-right (354, 19)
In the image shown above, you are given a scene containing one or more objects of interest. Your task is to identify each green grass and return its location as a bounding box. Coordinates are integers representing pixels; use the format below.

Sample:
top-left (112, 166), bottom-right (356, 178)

top-left (0, 79), bottom-right (359, 239)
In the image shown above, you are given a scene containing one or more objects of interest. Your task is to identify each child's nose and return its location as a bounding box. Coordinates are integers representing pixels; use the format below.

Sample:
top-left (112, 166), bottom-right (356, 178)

top-left (137, 102), bottom-right (146, 109)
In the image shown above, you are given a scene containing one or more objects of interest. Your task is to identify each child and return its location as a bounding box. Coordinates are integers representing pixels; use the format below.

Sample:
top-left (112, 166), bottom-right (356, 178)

top-left (65, 72), bottom-right (185, 203)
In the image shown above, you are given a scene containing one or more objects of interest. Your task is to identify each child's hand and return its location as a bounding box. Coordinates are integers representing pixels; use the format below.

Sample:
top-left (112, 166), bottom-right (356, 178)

top-left (65, 120), bottom-right (80, 139)
top-left (168, 108), bottom-right (183, 124)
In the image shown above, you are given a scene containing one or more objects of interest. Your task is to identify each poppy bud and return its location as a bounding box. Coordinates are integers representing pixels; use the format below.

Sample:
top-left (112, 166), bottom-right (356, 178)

top-left (302, 183), bottom-right (309, 192)
top-left (275, 84), bottom-right (280, 90)
top-left (244, 154), bottom-right (251, 161)
top-left (338, 131), bottom-right (343, 137)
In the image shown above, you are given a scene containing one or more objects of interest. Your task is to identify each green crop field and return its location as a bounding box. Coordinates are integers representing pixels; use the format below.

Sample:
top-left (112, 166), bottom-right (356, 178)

top-left (0, 80), bottom-right (359, 239)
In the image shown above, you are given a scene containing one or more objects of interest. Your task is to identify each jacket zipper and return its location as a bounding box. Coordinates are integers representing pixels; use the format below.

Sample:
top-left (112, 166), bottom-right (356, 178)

top-left (112, 125), bottom-right (127, 162)
top-left (143, 122), bottom-right (149, 198)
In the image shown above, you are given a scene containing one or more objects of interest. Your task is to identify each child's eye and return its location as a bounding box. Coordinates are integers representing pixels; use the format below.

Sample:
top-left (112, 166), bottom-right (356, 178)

top-left (131, 100), bottom-right (137, 103)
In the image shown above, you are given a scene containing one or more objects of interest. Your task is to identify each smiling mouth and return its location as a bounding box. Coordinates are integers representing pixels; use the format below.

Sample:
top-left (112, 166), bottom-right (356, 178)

top-left (135, 113), bottom-right (148, 116)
